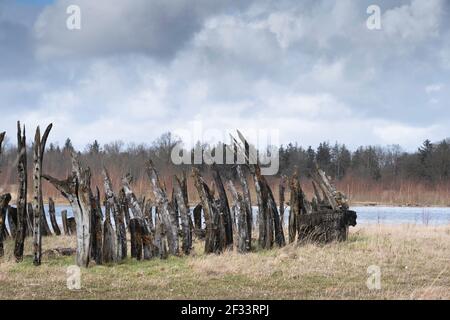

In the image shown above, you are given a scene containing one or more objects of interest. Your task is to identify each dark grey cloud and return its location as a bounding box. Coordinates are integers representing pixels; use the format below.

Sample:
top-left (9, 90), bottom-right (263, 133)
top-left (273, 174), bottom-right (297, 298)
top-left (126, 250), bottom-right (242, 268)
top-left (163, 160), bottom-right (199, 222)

top-left (34, 0), bottom-right (255, 60)
top-left (0, 0), bottom-right (449, 151)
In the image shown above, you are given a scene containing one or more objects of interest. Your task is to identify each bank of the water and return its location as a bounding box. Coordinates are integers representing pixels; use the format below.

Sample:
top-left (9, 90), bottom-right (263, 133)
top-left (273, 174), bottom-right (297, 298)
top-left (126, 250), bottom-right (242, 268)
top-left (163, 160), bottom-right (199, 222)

top-left (0, 224), bottom-right (448, 300)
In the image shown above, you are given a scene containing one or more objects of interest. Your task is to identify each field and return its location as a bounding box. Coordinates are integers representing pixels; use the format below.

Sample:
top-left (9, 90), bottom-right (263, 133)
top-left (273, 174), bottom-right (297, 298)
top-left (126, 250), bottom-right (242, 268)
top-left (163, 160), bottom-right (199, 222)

top-left (0, 224), bottom-right (449, 300)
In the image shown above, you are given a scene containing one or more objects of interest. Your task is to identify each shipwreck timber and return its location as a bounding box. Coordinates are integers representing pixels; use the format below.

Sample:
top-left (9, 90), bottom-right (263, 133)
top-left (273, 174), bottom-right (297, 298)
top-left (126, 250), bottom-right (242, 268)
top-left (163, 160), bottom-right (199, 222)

top-left (0, 124), bottom-right (357, 268)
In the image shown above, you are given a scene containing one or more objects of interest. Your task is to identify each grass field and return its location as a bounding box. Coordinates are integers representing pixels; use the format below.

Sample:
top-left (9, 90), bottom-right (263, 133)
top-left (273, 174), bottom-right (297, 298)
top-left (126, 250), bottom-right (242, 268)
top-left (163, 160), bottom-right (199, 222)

top-left (0, 224), bottom-right (449, 300)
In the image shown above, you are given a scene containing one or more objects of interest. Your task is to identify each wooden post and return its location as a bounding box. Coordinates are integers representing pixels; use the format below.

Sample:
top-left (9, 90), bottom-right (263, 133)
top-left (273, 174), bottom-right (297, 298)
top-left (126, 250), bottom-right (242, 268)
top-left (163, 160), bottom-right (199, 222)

top-left (7, 206), bottom-right (17, 237)
top-left (43, 152), bottom-right (92, 267)
top-left (40, 125), bottom-right (53, 237)
top-left (48, 198), bottom-right (61, 236)
top-left (279, 175), bottom-right (287, 226)
top-left (67, 217), bottom-right (77, 235)
top-left (40, 208), bottom-right (52, 236)
top-left (102, 203), bottom-right (116, 263)
top-left (0, 132), bottom-right (4, 155)
top-left (144, 199), bottom-right (154, 231)
top-left (103, 167), bottom-right (127, 260)
top-left (119, 189), bottom-right (131, 232)
top-left (232, 132), bottom-right (285, 249)
top-left (256, 167), bottom-right (285, 248)
top-left (0, 194), bottom-right (12, 257)
top-left (228, 181), bottom-right (250, 252)
top-left (31, 124), bottom-right (52, 266)
top-left (26, 203), bottom-right (33, 237)
top-left (129, 218), bottom-right (143, 260)
top-left (154, 212), bottom-right (168, 259)
top-left (192, 168), bottom-right (225, 254)
top-left (173, 175), bottom-right (192, 255)
top-left (14, 122), bottom-right (27, 261)
top-left (61, 210), bottom-right (69, 235)
top-left (236, 165), bottom-right (252, 247)
top-left (90, 189), bottom-right (103, 265)
top-left (122, 174), bottom-right (154, 259)
top-left (193, 203), bottom-right (202, 234)
top-left (0, 132), bottom-right (4, 177)
top-left (32, 127), bottom-right (43, 265)
top-left (311, 180), bottom-right (323, 206)
top-left (289, 172), bottom-right (300, 243)
top-left (170, 189), bottom-right (180, 232)
top-left (146, 161), bottom-right (179, 256)
top-left (212, 165), bottom-right (233, 248)
top-left (31, 127), bottom-right (41, 264)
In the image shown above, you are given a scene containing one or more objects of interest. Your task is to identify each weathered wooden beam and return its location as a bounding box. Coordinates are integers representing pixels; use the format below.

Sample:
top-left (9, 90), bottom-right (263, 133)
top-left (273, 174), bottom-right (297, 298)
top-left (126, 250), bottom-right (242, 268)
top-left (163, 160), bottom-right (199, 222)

top-left (146, 161), bottom-right (179, 256)
top-left (311, 180), bottom-right (323, 205)
top-left (227, 181), bottom-right (250, 253)
top-left (0, 194), bottom-right (12, 257)
top-left (32, 126), bottom-right (43, 265)
top-left (170, 188), bottom-right (180, 232)
top-left (192, 203), bottom-right (203, 235)
top-left (102, 203), bottom-right (116, 263)
top-left (236, 165), bottom-right (252, 249)
top-left (40, 208), bottom-right (52, 236)
top-left (173, 175), bottom-right (192, 255)
top-left (61, 209), bottom-right (69, 235)
top-left (122, 174), bottom-right (153, 259)
top-left (144, 199), bottom-right (154, 231)
top-left (67, 217), bottom-right (77, 235)
top-left (40, 125), bottom-right (53, 237)
top-left (233, 132), bottom-right (285, 249)
top-left (0, 131), bottom-right (5, 176)
top-left (26, 203), bottom-right (33, 237)
top-left (103, 167), bottom-right (127, 261)
top-left (296, 209), bottom-right (357, 243)
top-left (7, 206), bottom-right (17, 237)
top-left (154, 212), bottom-right (168, 259)
top-left (192, 167), bottom-right (225, 254)
top-left (212, 165), bottom-right (233, 249)
top-left (258, 167), bottom-right (285, 248)
top-left (31, 124), bottom-right (53, 265)
top-left (14, 122), bottom-right (27, 261)
top-left (43, 247), bottom-right (76, 257)
top-left (43, 152), bottom-right (92, 267)
top-left (0, 132), bottom-right (5, 156)
top-left (129, 218), bottom-right (143, 260)
top-left (289, 172), bottom-right (300, 243)
top-left (90, 188), bottom-right (103, 265)
top-left (272, 176), bottom-right (286, 245)
top-left (279, 175), bottom-right (287, 226)
top-left (310, 165), bottom-right (338, 211)
top-left (118, 188), bottom-right (131, 232)
top-left (48, 198), bottom-right (61, 236)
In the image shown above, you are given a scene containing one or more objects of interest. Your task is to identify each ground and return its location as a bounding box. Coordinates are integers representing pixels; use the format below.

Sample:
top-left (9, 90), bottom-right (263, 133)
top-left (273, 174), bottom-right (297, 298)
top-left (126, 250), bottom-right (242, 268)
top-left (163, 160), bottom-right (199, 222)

top-left (0, 224), bottom-right (449, 300)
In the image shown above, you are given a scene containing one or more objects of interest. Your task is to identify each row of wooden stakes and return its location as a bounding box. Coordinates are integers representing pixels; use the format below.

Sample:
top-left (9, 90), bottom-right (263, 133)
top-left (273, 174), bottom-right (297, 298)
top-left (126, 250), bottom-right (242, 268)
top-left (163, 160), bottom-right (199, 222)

top-left (0, 125), bottom-right (357, 268)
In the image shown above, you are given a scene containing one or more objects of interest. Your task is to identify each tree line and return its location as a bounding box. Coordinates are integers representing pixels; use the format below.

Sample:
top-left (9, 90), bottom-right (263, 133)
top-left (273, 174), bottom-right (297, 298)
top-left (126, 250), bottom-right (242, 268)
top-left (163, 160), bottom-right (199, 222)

top-left (1, 132), bottom-right (449, 197)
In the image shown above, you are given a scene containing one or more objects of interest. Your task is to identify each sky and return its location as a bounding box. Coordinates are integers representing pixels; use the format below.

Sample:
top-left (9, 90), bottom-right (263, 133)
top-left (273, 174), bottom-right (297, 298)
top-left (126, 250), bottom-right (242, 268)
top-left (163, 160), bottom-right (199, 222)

top-left (0, 0), bottom-right (449, 151)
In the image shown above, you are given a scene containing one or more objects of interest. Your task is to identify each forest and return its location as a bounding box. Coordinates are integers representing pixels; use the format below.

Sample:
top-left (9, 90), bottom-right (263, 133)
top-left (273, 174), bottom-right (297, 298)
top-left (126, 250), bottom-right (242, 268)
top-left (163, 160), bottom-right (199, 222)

top-left (1, 132), bottom-right (450, 206)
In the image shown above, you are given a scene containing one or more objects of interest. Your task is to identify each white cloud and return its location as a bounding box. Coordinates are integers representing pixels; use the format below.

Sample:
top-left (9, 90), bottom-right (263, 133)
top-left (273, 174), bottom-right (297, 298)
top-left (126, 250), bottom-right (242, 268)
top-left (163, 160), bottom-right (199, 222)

top-left (382, 0), bottom-right (444, 42)
top-left (425, 83), bottom-right (443, 94)
top-left (373, 123), bottom-right (445, 147)
top-left (1, 0), bottom-right (449, 152)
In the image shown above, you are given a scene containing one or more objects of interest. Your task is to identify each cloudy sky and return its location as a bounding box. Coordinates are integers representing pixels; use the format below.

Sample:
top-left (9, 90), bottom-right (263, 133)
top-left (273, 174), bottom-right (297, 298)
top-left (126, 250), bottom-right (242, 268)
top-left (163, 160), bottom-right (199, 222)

top-left (0, 0), bottom-right (449, 151)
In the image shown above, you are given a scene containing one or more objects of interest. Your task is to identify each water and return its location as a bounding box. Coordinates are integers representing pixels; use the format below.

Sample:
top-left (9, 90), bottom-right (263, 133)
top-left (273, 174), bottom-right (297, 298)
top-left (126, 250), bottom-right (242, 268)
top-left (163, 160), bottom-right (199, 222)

top-left (40, 205), bottom-right (450, 228)
top-left (350, 206), bottom-right (450, 225)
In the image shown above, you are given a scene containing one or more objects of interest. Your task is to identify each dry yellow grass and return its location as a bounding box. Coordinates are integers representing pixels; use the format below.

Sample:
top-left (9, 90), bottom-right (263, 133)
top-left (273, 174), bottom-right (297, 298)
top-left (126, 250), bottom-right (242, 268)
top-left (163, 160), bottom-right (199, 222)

top-left (0, 224), bottom-right (449, 300)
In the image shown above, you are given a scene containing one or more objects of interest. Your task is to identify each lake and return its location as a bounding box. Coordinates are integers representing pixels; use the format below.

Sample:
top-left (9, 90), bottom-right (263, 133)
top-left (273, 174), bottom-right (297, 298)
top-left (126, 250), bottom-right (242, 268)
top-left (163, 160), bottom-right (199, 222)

top-left (42, 205), bottom-right (450, 228)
